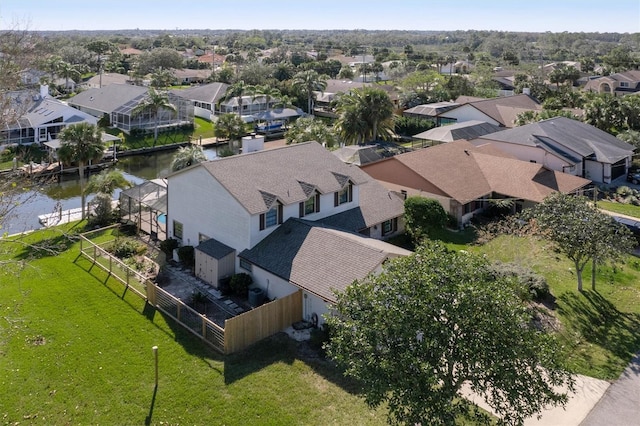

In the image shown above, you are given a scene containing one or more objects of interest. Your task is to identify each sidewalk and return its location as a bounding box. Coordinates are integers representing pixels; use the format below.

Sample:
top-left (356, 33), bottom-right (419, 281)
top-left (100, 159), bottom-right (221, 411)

top-left (461, 374), bottom-right (610, 426)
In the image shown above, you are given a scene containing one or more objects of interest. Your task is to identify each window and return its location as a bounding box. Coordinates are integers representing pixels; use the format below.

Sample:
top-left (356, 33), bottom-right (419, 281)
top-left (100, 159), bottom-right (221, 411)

top-left (173, 220), bottom-right (183, 240)
top-left (260, 203), bottom-right (283, 230)
top-left (334, 184), bottom-right (353, 206)
top-left (463, 201), bottom-right (476, 215)
top-left (198, 233), bottom-right (210, 243)
top-left (382, 218), bottom-right (398, 236)
top-left (400, 190), bottom-right (408, 200)
top-left (620, 81), bottom-right (630, 88)
top-left (240, 258), bottom-right (252, 272)
top-left (300, 193), bottom-right (320, 217)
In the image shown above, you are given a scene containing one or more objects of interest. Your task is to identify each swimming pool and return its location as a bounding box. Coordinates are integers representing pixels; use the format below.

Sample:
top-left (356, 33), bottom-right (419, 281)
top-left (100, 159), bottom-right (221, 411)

top-left (157, 213), bottom-right (167, 225)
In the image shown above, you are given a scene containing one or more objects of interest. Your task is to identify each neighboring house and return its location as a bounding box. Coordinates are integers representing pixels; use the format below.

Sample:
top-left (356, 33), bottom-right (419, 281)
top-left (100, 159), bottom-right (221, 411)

top-left (471, 117), bottom-right (635, 184)
top-left (438, 94), bottom-right (543, 128)
top-left (583, 70), bottom-right (640, 96)
top-left (360, 140), bottom-right (590, 225)
top-left (172, 68), bottom-right (210, 85)
top-left (171, 82), bottom-right (229, 120)
top-left (20, 68), bottom-right (47, 86)
top-left (413, 120), bottom-right (503, 144)
top-left (67, 84), bottom-right (194, 134)
top-left (314, 79), bottom-right (400, 117)
top-left (1, 86), bottom-right (98, 148)
top-left (332, 145), bottom-right (384, 165)
top-left (82, 72), bottom-right (131, 89)
top-left (217, 94), bottom-right (277, 118)
top-left (403, 101), bottom-right (459, 126)
top-left (238, 218), bottom-right (411, 325)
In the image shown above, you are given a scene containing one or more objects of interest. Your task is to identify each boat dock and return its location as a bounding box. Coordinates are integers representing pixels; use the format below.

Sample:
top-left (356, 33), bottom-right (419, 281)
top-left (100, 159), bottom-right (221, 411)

top-left (38, 207), bottom-right (84, 227)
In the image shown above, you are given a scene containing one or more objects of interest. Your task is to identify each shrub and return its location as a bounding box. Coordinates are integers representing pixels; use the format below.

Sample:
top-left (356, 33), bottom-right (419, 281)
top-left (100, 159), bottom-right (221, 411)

top-left (109, 237), bottom-right (147, 259)
top-left (490, 261), bottom-right (550, 301)
top-left (159, 238), bottom-right (179, 257)
top-left (177, 245), bottom-right (195, 269)
top-left (230, 273), bottom-right (252, 298)
top-left (404, 196), bottom-right (448, 242)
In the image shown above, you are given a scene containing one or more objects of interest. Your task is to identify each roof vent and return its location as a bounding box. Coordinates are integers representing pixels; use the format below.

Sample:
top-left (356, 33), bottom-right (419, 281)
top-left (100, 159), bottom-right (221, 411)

top-left (464, 150), bottom-right (470, 155)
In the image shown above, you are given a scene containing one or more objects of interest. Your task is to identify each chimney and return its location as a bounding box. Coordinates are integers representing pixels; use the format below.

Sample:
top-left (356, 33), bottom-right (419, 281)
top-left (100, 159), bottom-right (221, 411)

top-left (523, 87), bottom-right (531, 95)
top-left (40, 84), bottom-right (49, 99)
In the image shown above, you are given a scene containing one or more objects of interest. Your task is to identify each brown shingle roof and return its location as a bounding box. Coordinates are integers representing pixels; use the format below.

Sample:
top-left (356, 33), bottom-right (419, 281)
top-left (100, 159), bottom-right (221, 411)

top-left (363, 140), bottom-right (590, 204)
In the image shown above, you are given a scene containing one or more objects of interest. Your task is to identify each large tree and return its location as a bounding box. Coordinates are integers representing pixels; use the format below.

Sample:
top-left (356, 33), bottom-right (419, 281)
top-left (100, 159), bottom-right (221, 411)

top-left (131, 88), bottom-right (177, 146)
top-left (58, 123), bottom-right (105, 219)
top-left (524, 193), bottom-right (635, 291)
top-left (292, 69), bottom-right (328, 115)
top-left (325, 241), bottom-right (574, 425)
top-left (403, 196), bottom-right (449, 243)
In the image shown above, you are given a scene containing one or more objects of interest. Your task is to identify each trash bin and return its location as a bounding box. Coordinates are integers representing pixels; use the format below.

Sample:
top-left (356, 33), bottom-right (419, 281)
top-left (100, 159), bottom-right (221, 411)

top-left (248, 287), bottom-right (265, 306)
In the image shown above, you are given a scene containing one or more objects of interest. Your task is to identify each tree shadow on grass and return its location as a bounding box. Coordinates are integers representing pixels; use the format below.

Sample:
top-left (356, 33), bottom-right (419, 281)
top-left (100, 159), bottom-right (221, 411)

top-left (10, 232), bottom-right (77, 261)
top-left (556, 290), bottom-right (640, 377)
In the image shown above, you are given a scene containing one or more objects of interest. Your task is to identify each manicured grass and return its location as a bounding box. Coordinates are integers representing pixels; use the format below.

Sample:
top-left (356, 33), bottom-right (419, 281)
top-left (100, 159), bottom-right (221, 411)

top-left (597, 200), bottom-right (640, 219)
top-left (0, 226), bottom-right (388, 425)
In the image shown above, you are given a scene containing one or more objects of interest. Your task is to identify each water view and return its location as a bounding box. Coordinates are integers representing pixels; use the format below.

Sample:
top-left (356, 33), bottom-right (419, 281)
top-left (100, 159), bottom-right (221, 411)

top-left (5, 147), bottom-right (218, 235)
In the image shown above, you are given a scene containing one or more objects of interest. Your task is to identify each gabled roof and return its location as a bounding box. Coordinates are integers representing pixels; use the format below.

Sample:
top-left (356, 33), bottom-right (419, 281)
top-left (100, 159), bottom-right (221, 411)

top-left (170, 82), bottom-right (229, 104)
top-left (239, 218), bottom-right (411, 303)
top-left (67, 84), bottom-right (149, 114)
top-left (362, 140), bottom-right (590, 204)
top-left (332, 145), bottom-right (384, 165)
top-left (318, 178), bottom-right (405, 232)
top-left (193, 142), bottom-right (368, 215)
top-left (475, 117), bottom-right (634, 164)
top-left (413, 120), bottom-right (502, 142)
top-left (450, 94), bottom-right (542, 127)
top-left (21, 97), bottom-right (97, 128)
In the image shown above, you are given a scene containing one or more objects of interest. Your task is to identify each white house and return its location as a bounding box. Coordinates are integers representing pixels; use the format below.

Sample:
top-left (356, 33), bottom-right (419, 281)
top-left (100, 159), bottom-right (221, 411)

top-left (2, 87), bottom-right (98, 148)
top-left (471, 117), bottom-right (635, 184)
top-left (166, 141), bottom-right (407, 322)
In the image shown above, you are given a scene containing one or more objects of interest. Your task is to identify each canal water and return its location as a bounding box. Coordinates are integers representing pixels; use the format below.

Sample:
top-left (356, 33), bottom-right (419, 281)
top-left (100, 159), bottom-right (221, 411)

top-left (5, 147), bottom-right (219, 235)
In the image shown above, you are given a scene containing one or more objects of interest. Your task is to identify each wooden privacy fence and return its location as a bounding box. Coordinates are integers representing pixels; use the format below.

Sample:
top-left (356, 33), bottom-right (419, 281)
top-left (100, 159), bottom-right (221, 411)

top-left (79, 228), bottom-right (302, 355)
top-left (146, 283), bottom-right (225, 353)
top-left (224, 290), bottom-right (303, 354)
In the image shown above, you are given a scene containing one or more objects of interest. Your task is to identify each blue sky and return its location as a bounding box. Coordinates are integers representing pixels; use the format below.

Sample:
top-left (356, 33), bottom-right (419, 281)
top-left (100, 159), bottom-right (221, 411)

top-left (1, 0), bottom-right (639, 33)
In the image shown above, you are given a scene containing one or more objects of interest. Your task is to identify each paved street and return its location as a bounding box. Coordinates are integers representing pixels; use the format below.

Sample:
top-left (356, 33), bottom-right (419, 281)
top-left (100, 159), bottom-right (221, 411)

top-left (580, 353), bottom-right (640, 426)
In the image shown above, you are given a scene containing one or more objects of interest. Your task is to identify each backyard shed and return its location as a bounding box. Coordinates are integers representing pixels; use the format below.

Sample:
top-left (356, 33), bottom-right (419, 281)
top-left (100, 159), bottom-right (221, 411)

top-left (195, 238), bottom-right (236, 288)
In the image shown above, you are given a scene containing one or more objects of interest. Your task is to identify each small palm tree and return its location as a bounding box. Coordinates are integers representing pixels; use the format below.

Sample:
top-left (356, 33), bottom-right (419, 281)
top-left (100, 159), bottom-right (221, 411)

top-left (292, 70), bottom-right (328, 115)
top-left (334, 87), bottom-right (395, 144)
top-left (58, 123), bottom-right (105, 219)
top-left (84, 169), bottom-right (132, 226)
top-left (219, 80), bottom-right (251, 118)
top-left (58, 61), bottom-right (83, 93)
top-left (131, 88), bottom-right (177, 146)
top-left (214, 113), bottom-right (247, 151)
top-left (170, 145), bottom-right (207, 172)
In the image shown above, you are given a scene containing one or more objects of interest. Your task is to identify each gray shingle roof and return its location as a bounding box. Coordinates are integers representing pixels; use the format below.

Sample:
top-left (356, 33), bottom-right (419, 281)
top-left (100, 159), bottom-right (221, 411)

top-left (67, 84), bottom-right (149, 114)
top-left (198, 142), bottom-right (369, 214)
top-left (239, 218), bottom-right (411, 302)
top-left (170, 82), bottom-right (229, 104)
top-left (476, 117), bottom-right (634, 164)
top-left (196, 238), bottom-right (235, 260)
top-left (413, 120), bottom-right (502, 142)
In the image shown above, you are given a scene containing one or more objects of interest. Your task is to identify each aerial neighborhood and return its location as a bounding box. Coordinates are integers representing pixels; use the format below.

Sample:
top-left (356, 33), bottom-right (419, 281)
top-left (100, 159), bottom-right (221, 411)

top-left (2, 22), bottom-right (640, 425)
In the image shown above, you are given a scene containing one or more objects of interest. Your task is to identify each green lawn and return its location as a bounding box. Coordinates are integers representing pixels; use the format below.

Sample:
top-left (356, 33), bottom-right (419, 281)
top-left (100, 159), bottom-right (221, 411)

top-left (464, 234), bottom-right (640, 380)
top-left (597, 200), bottom-right (640, 219)
top-left (0, 225), bottom-right (388, 425)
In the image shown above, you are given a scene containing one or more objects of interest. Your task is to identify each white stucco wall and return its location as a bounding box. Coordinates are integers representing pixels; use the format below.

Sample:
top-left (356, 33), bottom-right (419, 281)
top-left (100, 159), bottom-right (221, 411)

top-left (473, 140), bottom-right (578, 175)
top-left (167, 166), bottom-right (251, 251)
top-left (444, 106), bottom-right (501, 126)
top-left (584, 160), bottom-right (604, 183)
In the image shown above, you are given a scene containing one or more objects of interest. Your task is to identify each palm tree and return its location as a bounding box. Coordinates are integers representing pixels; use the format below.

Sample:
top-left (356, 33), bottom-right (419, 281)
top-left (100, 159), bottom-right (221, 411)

top-left (292, 70), bottom-right (328, 115)
top-left (57, 61), bottom-right (82, 93)
top-left (219, 80), bottom-right (251, 118)
top-left (214, 113), bottom-right (247, 151)
top-left (170, 145), bottom-right (207, 172)
top-left (84, 169), bottom-right (132, 226)
top-left (131, 88), bottom-right (177, 146)
top-left (252, 85), bottom-right (282, 112)
top-left (334, 87), bottom-right (395, 144)
top-left (58, 123), bottom-right (105, 219)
